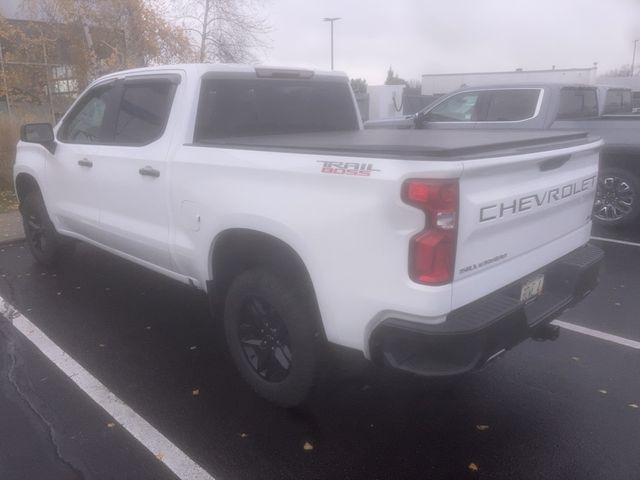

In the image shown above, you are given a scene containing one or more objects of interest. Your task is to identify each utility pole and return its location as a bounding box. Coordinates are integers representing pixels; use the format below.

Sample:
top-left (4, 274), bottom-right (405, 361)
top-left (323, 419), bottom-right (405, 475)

top-left (323, 17), bottom-right (340, 70)
top-left (631, 39), bottom-right (639, 77)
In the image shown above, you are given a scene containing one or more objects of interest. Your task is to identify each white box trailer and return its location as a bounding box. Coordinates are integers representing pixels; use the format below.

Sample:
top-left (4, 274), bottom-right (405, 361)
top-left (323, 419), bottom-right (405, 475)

top-left (366, 84), bottom-right (406, 121)
top-left (422, 67), bottom-right (598, 96)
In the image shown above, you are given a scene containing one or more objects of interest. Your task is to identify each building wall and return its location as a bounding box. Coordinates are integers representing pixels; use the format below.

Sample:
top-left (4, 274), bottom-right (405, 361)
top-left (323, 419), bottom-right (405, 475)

top-left (597, 76), bottom-right (640, 91)
top-left (421, 68), bottom-right (598, 96)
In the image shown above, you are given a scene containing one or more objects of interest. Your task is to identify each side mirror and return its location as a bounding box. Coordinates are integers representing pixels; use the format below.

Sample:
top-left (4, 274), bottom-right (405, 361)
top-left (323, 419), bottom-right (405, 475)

top-left (20, 123), bottom-right (56, 154)
top-left (413, 112), bottom-right (429, 129)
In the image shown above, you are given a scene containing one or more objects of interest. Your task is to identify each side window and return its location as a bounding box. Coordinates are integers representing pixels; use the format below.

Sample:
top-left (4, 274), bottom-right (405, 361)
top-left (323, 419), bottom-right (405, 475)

top-left (61, 83), bottom-right (117, 144)
top-left (428, 92), bottom-right (480, 122)
top-left (557, 87), bottom-right (598, 119)
top-left (114, 80), bottom-right (177, 145)
top-left (484, 89), bottom-right (541, 121)
top-left (603, 90), bottom-right (632, 114)
top-left (194, 78), bottom-right (358, 141)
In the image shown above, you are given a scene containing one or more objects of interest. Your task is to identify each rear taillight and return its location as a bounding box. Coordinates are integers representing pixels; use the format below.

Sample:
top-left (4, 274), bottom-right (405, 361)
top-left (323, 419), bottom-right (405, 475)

top-left (402, 179), bottom-right (459, 285)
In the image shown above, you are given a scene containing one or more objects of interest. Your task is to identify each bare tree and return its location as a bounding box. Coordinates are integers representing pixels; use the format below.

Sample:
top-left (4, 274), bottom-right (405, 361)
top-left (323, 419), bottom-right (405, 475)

top-left (175, 0), bottom-right (269, 63)
top-left (603, 65), bottom-right (633, 77)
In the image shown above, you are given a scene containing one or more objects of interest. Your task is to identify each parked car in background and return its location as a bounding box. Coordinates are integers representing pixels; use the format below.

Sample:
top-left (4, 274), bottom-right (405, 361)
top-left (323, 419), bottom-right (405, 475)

top-left (365, 84), bottom-right (640, 227)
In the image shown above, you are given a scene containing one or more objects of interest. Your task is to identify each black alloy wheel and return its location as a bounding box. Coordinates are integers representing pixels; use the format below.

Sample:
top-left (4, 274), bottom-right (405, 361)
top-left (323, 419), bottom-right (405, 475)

top-left (223, 268), bottom-right (320, 406)
top-left (237, 295), bottom-right (293, 383)
top-left (20, 192), bottom-right (69, 266)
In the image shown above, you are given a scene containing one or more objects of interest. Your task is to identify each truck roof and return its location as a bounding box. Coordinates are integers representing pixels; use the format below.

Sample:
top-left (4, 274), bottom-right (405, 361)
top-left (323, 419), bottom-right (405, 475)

top-left (200, 129), bottom-right (599, 161)
top-left (90, 64), bottom-right (347, 85)
top-left (452, 83), bottom-right (596, 91)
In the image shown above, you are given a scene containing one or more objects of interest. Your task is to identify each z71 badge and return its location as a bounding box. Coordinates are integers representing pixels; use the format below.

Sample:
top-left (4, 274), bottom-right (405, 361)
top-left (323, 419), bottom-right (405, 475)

top-left (317, 161), bottom-right (380, 176)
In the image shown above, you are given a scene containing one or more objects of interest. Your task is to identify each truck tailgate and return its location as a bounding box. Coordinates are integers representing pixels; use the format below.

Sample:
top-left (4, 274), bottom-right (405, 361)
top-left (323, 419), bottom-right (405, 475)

top-left (452, 139), bottom-right (602, 309)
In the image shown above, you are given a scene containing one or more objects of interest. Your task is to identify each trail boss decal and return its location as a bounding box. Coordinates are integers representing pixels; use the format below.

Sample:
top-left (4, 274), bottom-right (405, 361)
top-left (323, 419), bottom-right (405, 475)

top-left (479, 175), bottom-right (597, 223)
top-left (318, 161), bottom-right (380, 176)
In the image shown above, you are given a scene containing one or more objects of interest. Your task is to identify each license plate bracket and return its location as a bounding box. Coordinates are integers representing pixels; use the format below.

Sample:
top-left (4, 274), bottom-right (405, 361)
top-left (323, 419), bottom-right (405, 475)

top-left (520, 274), bottom-right (544, 303)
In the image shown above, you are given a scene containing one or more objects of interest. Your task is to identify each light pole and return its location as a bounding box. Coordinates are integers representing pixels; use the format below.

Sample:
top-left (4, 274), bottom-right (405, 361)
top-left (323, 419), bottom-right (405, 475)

top-left (632, 39), bottom-right (639, 77)
top-left (323, 17), bottom-right (341, 70)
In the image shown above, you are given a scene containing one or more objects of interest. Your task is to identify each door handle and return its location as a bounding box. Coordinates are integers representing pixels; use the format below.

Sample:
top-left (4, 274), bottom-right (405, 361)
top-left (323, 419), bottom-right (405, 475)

top-left (139, 166), bottom-right (160, 178)
top-left (78, 158), bottom-right (93, 168)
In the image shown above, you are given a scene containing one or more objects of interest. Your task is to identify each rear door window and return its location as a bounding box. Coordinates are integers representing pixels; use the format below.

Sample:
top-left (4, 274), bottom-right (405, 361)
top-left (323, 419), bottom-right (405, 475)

top-left (557, 87), bottom-right (598, 119)
top-left (484, 89), bottom-right (541, 121)
top-left (114, 79), bottom-right (177, 145)
top-left (603, 89), bottom-right (632, 114)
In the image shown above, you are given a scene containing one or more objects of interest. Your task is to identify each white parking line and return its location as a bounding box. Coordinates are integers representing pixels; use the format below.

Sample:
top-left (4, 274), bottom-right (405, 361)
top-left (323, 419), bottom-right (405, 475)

top-left (0, 295), bottom-right (215, 480)
top-left (591, 236), bottom-right (640, 248)
top-left (552, 319), bottom-right (640, 350)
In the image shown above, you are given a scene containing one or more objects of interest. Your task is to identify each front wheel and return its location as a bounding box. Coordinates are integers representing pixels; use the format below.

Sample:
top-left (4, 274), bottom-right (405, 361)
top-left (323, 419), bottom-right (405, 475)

top-left (20, 192), bottom-right (70, 266)
top-left (593, 167), bottom-right (640, 227)
top-left (223, 268), bottom-right (320, 407)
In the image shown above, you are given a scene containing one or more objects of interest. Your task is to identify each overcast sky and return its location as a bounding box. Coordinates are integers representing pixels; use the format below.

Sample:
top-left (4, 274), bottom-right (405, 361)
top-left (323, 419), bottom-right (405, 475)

top-left (260, 0), bottom-right (640, 84)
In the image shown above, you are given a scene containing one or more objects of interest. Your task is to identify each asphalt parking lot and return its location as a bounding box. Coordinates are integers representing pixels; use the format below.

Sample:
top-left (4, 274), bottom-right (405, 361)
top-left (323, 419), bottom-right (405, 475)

top-left (1, 225), bottom-right (639, 480)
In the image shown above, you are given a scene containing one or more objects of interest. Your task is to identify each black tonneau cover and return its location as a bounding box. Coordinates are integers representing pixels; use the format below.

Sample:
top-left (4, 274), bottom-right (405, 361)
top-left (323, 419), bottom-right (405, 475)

top-left (198, 129), bottom-right (597, 160)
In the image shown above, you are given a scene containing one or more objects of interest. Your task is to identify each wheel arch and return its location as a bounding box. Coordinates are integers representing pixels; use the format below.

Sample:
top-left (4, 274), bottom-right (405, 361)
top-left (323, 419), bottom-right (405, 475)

top-left (14, 172), bottom-right (42, 206)
top-left (207, 228), bottom-right (324, 336)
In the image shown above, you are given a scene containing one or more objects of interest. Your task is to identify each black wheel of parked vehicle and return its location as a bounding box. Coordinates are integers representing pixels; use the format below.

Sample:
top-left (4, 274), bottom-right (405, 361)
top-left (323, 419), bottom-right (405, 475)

top-left (593, 167), bottom-right (640, 227)
top-left (223, 268), bottom-right (320, 407)
top-left (21, 192), bottom-right (70, 266)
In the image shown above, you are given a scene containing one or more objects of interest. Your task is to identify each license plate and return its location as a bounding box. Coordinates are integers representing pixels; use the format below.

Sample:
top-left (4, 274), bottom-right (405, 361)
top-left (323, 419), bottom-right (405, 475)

top-left (520, 274), bottom-right (544, 302)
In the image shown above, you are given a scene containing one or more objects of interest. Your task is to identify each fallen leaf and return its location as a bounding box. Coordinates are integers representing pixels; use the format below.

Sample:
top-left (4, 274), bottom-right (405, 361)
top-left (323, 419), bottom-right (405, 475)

top-left (240, 433), bottom-right (248, 438)
top-left (303, 441), bottom-right (314, 451)
top-left (598, 389), bottom-right (608, 395)
top-left (192, 388), bottom-right (200, 396)
top-left (476, 425), bottom-right (490, 431)
top-left (107, 422), bottom-right (116, 428)
top-left (468, 462), bottom-right (479, 472)
top-left (629, 404), bottom-right (639, 409)
top-left (155, 453), bottom-right (164, 461)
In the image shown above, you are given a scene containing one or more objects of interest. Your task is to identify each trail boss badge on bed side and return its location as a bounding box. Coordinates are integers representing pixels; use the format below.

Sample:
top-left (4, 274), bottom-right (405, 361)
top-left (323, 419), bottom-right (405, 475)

top-left (318, 161), bottom-right (380, 176)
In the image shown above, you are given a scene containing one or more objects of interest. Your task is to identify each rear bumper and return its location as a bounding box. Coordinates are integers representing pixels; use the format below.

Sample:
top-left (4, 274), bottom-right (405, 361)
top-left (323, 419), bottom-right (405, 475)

top-left (370, 243), bottom-right (604, 377)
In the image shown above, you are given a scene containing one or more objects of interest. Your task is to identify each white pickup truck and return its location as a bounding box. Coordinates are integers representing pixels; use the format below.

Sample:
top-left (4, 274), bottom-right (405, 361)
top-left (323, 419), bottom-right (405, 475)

top-left (14, 64), bottom-right (603, 406)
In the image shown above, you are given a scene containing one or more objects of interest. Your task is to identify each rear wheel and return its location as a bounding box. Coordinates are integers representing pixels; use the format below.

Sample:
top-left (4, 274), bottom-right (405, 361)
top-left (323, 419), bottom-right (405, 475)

top-left (593, 168), bottom-right (640, 227)
top-left (21, 192), bottom-right (70, 266)
top-left (223, 268), bottom-right (319, 407)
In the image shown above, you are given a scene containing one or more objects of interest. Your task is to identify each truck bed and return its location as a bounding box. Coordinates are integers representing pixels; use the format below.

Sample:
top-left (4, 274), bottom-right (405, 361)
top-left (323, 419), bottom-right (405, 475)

top-left (199, 129), bottom-right (595, 160)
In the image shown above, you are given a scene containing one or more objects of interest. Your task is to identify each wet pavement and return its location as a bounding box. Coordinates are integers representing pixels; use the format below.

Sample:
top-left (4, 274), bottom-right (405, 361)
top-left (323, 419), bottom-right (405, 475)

top-left (0, 210), bottom-right (23, 244)
top-left (0, 226), bottom-right (639, 479)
